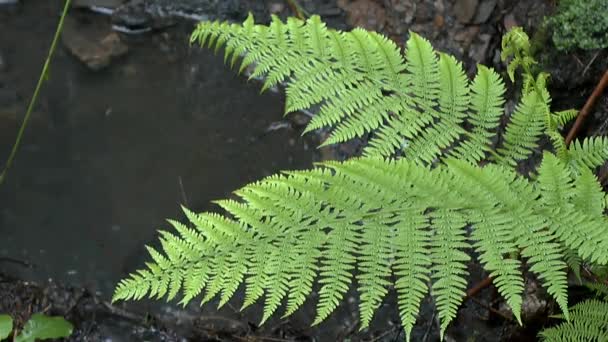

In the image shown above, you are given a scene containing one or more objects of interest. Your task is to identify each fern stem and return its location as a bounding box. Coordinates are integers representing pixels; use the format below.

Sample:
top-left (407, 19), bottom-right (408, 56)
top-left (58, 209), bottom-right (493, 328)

top-left (0, 0), bottom-right (72, 186)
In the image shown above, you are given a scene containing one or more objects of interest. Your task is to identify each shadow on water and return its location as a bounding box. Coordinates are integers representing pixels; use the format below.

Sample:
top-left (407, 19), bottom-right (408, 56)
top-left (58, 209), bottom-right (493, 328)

top-left (0, 1), bottom-right (313, 298)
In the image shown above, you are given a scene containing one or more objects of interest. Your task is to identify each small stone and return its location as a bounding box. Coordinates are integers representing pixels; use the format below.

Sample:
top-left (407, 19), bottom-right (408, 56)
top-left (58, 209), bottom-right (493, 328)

top-left (72, 0), bottom-right (123, 9)
top-left (454, 26), bottom-right (480, 49)
top-left (434, 14), bottom-right (445, 29)
top-left (288, 112), bottom-right (311, 127)
top-left (338, 0), bottom-right (387, 31)
top-left (473, 0), bottom-right (496, 24)
top-left (470, 33), bottom-right (492, 63)
top-left (62, 16), bottom-right (128, 71)
top-left (454, 0), bottom-right (479, 24)
top-left (269, 2), bottom-right (284, 14)
top-left (0, 52), bottom-right (6, 72)
top-left (503, 13), bottom-right (518, 30)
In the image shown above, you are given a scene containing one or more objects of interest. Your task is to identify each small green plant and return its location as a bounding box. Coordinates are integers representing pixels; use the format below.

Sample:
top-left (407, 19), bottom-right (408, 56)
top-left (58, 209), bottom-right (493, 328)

top-left (114, 15), bottom-right (608, 340)
top-left (546, 0), bottom-right (608, 51)
top-left (0, 314), bottom-right (73, 342)
top-left (540, 282), bottom-right (608, 341)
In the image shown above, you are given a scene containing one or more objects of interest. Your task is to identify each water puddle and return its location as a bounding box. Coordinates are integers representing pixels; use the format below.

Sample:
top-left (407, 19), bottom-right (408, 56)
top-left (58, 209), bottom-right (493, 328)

top-left (0, 2), bottom-right (313, 298)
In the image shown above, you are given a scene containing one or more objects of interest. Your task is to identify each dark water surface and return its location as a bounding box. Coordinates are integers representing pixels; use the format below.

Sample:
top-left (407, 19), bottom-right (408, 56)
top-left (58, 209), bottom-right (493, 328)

top-left (0, 1), bottom-right (313, 298)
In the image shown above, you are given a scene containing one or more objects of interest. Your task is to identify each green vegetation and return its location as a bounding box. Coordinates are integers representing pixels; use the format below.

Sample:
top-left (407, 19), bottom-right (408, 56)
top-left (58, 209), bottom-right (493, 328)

top-left (540, 281), bottom-right (608, 341)
top-left (0, 314), bottom-right (73, 342)
top-left (546, 0), bottom-right (608, 51)
top-left (113, 15), bottom-right (608, 340)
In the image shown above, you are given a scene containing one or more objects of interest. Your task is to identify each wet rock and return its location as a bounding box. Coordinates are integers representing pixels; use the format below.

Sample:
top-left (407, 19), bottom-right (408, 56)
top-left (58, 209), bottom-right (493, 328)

top-left (454, 0), bottom-right (478, 24)
top-left (111, 1), bottom-right (155, 32)
top-left (62, 16), bottom-right (128, 71)
top-left (337, 0), bottom-right (387, 31)
top-left (288, 112), bottom-right (311, 127)
top-left (0, 0), bottom-right (19, 5)
top-left (503, 13), bottom-right (517, 30)
top-left (72, 0), bottom-right (124, 9)
top-left (470, 33), bottom-right (491, 63)
top-left (0, 51), bottom-right (6, 72)
top-left (454, 25), bottom-right (480, 50)
top-left (383, 0), bottom-right (415, 36)
top-left (473, 0), bottom-right (496, 24)
top-left (111, 0), bottom-right (252, 33)
top-left (414, 2), bottom-right (435, 23)
top-left (269, 2), bottom-right (284, 14)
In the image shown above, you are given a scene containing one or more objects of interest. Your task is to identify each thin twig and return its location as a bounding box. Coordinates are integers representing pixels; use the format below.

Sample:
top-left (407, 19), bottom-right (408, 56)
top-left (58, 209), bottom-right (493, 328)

top-left (422, 309), bottom-right (436, 342)
top-left (466, 276), bottom-right (493, 299)
top-left (178, 176), bottom-right (189, 206)
top-left (0, 256), bottom-right (35, 268)
top-left (285, 0), bottom-right (305, 20)
top-left (469, 297), bottom-right (514, 322)
top-left (582, 51), bottom-right (600, 77)
top-left (366, 325), bottom-right (398, 342)
top-left (565, 69), bottom-right (608, 145)
top-left (0, 0), bottom-right (72, 185)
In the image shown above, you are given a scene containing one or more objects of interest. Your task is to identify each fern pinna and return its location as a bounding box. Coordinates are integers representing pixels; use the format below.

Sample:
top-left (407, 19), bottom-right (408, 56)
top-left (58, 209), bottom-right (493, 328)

top-left (113, 15), bottom-right (608, 340)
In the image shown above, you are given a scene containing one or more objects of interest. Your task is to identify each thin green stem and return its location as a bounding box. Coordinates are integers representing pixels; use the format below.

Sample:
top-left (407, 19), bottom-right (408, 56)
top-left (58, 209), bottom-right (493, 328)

top-left (0, 0), bottom-right (72, 185)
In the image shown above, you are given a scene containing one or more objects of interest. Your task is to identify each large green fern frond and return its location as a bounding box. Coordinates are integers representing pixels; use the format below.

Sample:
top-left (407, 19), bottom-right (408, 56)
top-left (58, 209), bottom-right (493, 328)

top-left (114, 16), bottom-right (608, 341)
top-left (114, 155), bottom-right (608, 338)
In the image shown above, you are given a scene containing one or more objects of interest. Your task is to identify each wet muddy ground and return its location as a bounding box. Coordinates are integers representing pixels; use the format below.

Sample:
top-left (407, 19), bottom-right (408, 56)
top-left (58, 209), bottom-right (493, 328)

top-left (1, 0), bottom-right (607, 341)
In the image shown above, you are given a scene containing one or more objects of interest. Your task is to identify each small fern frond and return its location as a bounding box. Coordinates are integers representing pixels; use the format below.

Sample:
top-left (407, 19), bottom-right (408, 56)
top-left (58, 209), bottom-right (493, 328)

top-left (563, 247), bottom-right (583, 284)
top-left (365, 32), bottom-right (439, 158)
top-left (402, 53), bottom-right (468, 164)
top-left (496, 90), bottom-right (548, 166)
top-left (552, 109), bottom-right (579, 127)
top-left (567, 136), bottom-right (608, 172)
top-left (430, 209), bottom-right (470, 335)
top-left (500, 27), bottom-right (535, 83)
top-left (572, 166), bottom-right (605, 216)
top-left (537, 154), bottom-right (608, 265)
top-left (192, 14), bottom-right (408, 147)
top-left (539, 299), bottom-right (608, 342)
top-left (451, 65), bottom-right (506, 163)
top-left (585, 282), bottom-right (608, 301)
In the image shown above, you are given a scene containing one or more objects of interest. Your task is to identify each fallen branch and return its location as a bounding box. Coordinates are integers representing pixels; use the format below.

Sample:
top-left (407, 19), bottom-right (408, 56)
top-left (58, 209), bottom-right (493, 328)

top-left (565, 69), bottom-right (608, 145)
top-left (285, 0), bottom-right (306, 20)
top-left (466, 276), bottom-right (493, 299)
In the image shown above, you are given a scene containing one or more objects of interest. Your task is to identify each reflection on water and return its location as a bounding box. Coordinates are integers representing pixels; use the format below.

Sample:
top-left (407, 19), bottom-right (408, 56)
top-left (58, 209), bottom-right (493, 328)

top-left (0, 2), bottom-right (312, 297)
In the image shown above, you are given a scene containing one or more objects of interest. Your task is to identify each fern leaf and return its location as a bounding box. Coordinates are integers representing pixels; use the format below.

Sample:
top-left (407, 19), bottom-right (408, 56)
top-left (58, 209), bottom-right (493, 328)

top-left (539, 299), bottom-right (608, 342)
top-left (393, 208), bottom-right (431, 341)
top-left (537, 154), bottom-right (608, 265)
top-left (452, 65), bottom-right (506, 163)
top-left (496, 90), bottom-right (548, 166)
top-left (365, 32), bottom-right (440, 158)
top-left (357, 218), bottom-right (393, 329)
top-left (552, 109), bottom-right (579, 127)
top-left (445, 160), bottom-right (528, 321)
top-left (404, 54), bottom-right (468, 164)
top-left (430, 209), bottom-right (470, 336)
top-left (568, 136), bottom-right (608, 172)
